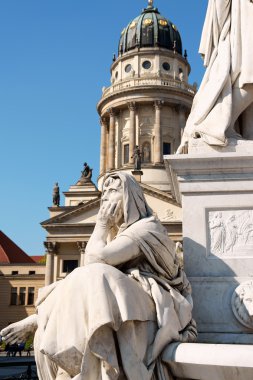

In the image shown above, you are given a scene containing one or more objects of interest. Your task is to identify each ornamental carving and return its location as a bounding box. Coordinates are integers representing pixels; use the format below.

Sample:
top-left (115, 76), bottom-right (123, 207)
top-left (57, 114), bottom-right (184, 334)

top-left (162, 209), bottom-right (176, 221)
top-left (208, 209), bottom-right (253, 257)
top-left (77, 241), bottom-right (87, 254)
top-left (44, 241), bottom-right (58, 254)
top-left (231, 281), bottom-right (253, 329)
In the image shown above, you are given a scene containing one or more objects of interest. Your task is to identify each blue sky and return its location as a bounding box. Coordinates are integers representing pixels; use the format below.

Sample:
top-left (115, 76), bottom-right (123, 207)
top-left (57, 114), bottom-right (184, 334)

top-left (0, 0), bottom-right (207, 255)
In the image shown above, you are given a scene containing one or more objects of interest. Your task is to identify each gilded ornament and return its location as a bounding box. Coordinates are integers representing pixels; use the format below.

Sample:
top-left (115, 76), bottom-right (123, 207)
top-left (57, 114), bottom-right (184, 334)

top-left (159, 19), bottom-right (168, 26)
top-left (143, 18), bottom-right (153, 26)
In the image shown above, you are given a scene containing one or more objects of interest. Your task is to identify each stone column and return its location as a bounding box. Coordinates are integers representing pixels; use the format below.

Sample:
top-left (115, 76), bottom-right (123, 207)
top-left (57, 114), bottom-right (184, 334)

top-left (178, 105), bottom-right (187, 138)
top-left (176, 105), bottom-right (187, 149)
top-left (44, 242), bottom-right (57, 286)
top-left (154, 101), bottom-right (164, 164)
top-left (100, 117), bottom-right (108, 174)
top-left (128, 102), bottom-right (136, 164)
top-left (108, 108), bottom-right (116, 170)
top-left (77, 241), bottom-right (87, 267)
top-left (136, 112), bottom-right (139, 146)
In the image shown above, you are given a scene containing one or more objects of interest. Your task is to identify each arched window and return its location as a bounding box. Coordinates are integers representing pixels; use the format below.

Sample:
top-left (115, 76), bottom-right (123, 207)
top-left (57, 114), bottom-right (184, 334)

top-left (142, 141), bottom-right (151, 163)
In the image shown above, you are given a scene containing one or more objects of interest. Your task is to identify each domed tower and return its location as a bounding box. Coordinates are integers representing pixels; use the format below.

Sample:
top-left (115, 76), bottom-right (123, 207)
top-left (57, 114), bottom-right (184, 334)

top-left (97, 1), bottom-right (195, 191)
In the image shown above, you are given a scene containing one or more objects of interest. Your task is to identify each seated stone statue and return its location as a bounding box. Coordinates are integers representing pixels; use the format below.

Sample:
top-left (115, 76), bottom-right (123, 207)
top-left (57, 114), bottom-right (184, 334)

top-left (1, 172), bottom-right (196, 380)
top-left (178, 0), bottom-right (253, 151)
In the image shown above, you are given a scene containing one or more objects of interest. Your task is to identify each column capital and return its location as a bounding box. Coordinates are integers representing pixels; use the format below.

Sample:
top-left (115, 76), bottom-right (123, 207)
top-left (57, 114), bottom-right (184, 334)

top-left (77, 241), bottom-right (87, 254)
top-left (154, 100), bottom-right (164, 110)
top-left (44, 241), bottom-right (58, 254)
top-left (107, 108), bottom-right (115, 117)
top-left (100, 117), bottom-right (108, 126)
top-left (128, 102), bottom-right (136, 111)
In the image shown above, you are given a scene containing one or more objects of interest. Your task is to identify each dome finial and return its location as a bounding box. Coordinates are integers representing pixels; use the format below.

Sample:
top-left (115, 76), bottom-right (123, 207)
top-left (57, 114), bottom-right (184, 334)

top-left (148, 0), bottom-right (154, 8)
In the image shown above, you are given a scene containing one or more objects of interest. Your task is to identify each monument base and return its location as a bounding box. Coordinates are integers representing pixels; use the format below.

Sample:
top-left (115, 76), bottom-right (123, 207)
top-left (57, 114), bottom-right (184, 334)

top-left (165, 152), bottom-right (253, 344)
top-left (163, 342), bottom-right (253, 380)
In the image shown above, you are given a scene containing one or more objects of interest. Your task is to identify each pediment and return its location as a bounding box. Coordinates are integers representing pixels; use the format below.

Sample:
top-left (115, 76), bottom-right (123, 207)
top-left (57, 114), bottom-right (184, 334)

top-left (141, 184), bottom-right (182, 222)
top-left (41, 184), bottom-right (181, 228)
top-left (41, 198), bottom-right (101, 227)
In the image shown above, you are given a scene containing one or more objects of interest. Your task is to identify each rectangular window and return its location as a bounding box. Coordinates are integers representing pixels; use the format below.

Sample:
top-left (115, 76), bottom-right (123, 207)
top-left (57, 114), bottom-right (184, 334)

top-left (123, 144), bottom-right (129, 164)
top-left (10, 287), bottom-right (18, 305)
top-left (19, 287), bottom-right (26, 305)
top-left (27, 287), bottom-right (35, 305)
top-left (11, 271), bottom-right (18, 275)
top-left (63, 260), bottom-right (78, 274)
top-left (163, 142), bottom-right (171, 155)
top-left (29, 271), bottom-right (36, 275)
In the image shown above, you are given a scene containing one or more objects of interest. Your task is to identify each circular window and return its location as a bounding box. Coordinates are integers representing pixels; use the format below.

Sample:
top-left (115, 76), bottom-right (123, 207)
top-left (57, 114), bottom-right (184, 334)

top-left (142, 60), bottom-right (151, 70)
top-left (125, 64), bottom-right (132, 73)
top-left (162, 62), bottom-right (170, 71)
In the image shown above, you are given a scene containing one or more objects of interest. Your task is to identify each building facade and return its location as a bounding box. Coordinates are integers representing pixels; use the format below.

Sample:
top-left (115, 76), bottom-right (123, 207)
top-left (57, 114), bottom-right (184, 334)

top-left (0, 231), bottom-right (45, 331)
top-left (42, 1), bottom-right (195, 285)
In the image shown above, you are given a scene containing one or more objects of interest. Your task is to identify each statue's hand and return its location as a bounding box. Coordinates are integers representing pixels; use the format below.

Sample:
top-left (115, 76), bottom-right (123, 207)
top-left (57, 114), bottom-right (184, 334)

top-left (1, 323), bottom-right (30, 344)
top-left (98, 200), bottom-right (122, 228)
top-left (1, 316), bottom-right (37, 344)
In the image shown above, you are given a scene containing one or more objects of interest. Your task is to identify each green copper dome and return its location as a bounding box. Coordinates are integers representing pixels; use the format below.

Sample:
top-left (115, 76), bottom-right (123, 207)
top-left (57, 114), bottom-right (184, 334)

top-left (118, 5), bottom-right (182, 56)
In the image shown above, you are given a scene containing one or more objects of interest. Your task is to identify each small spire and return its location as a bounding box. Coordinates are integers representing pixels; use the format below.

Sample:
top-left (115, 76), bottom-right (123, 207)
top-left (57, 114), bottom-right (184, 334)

top-left (148, 0), bottom-right (153, 7)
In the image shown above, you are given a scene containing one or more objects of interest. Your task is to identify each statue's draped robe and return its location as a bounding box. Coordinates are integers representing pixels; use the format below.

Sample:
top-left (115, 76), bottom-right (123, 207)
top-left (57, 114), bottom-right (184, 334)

top-left (35, 219), bottom-right (192, 380)
top-left (183, 0), bottom-right (253, 145)
top-left (34, 173), bottom-right (193, 380)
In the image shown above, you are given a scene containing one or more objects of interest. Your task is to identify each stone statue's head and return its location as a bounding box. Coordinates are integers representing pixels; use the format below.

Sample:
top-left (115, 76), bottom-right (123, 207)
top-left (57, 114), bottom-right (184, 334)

top-left (102, 172), bottom-right (152, 230)
top-left (238, 286), bottom-right (253, 317)
top-left (232, 281), bottom-right (253, 329)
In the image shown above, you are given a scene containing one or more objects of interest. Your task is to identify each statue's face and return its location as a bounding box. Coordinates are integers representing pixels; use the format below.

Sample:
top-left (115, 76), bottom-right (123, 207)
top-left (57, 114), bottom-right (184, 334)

top-left (241, 288), bottom-right (253, 317)
top-left (102, 177), bottom-right (124, 223)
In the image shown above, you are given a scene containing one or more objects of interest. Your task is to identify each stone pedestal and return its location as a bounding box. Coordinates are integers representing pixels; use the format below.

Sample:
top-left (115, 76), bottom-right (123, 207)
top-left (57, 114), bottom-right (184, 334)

top-left (131, 170), bottom-right (143, 183)
top-left (165, 152), bottom-right (253, 344)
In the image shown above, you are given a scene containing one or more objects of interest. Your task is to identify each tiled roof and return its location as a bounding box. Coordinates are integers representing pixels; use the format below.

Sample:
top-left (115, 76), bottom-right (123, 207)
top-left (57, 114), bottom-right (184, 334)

top-left (30, 256), bottom-right (44, 263)
top-left (0, 231), bottom-right (34, 264)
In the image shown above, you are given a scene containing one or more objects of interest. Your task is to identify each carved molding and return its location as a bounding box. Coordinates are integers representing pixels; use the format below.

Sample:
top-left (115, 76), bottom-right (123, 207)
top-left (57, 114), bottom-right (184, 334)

top-left (77, 241), bottom-right (87, 254)
top-left (154, 100), bottom-right (164, 110)
top-left (107, 108), bottom-right (115, 117)
top-left (100, 117), bottom-right (108, 127)
top-left (44, 241), bottom-right (58, 254)
top-left (161, 209), bottom-right (176, 221)
top-left (231, 281), bottom-right (253, 329)
top-left (128, 102), bottom-right (136, 111)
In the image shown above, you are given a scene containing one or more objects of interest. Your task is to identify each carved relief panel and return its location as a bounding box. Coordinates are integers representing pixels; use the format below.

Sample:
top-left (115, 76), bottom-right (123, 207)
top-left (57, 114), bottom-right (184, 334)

top-left (207, 209), bottom-right (253, 258)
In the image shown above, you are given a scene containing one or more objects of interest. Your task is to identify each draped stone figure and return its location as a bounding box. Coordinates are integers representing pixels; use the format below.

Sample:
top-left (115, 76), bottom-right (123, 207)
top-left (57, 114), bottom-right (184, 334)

top-left (1, 172), bottom-right (196, 380)
top-left (178, 0), bottom-right (253, 151)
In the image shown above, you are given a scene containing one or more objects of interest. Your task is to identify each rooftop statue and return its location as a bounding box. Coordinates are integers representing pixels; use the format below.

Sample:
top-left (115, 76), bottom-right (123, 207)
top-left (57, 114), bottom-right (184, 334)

top-left (1, 173), bottom-right (196, 380)
top-left (76, 162), bottom-right (93, 185)
top-left (178, 0), bottom-right (253, 152)
top-left (81, 162), bottom-right (92, 180)
top-left (52, 182), bottom-right (60, 207)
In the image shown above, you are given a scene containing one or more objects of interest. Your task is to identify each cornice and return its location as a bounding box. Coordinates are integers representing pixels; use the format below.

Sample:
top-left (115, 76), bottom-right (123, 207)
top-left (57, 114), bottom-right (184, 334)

top-left (97, 85), bottom-right (194, 115)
